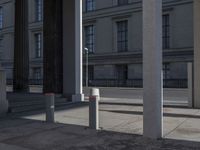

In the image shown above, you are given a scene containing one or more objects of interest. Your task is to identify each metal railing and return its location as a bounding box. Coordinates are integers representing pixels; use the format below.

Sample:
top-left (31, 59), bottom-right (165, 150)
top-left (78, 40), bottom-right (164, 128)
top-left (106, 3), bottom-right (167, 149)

top-left (86, 79), bottom-right (187, 88)
top-left (7, 78), bottom-right (187, 88)
top-left (7, 79), bottom-right (43, 86)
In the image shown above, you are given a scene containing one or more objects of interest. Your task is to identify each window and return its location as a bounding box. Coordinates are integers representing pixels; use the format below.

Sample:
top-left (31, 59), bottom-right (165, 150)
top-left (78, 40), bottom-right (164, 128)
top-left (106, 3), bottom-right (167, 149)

top-left (35, 0), bottom-right (43, 21)
top-left (163, 14), bottom-right (170, 49)
top-left (0, 39), bottom-right (2, 60)
top-left (163, 63), bottom-right (170, 79)
top-left (0, 7), bottom-right (3, 29)
top-left (117, 20), bottom-right (128, 52)
top-left (85, 0), bottom-right (95, 12)
top-left (85, 25), bottom-right (95, 53)
top-left (83, 65), bottom-right (94, 86)
top-left (33, 67), bottom-right (42, 79)
top-left (117, 0), bottom-right (128, 5)
top-left (116, 65), bottom-right (128, 80)
top-left (34, 33), bottom-right (42, 58)
top-left (88, 65), bottom-right (94, 81)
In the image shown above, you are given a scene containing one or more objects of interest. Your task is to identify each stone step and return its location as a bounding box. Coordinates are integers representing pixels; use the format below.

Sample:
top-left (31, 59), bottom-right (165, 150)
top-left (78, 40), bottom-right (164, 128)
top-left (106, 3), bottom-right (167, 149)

top-left (7, 93), bottom-right (67, 102)
top-left (7, 93), bottom-right (69, 113)
top-left (9, 101), bottom-right (69, 113)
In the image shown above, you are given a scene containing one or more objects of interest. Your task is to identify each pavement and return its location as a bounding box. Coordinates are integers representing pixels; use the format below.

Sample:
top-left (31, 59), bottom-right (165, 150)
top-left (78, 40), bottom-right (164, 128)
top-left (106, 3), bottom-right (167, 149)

top-left (1, 86), bottom-right (199, 149)
top-left (1, 117), bottom-right (200, 150)
top-left (0, 99), bottom-right (199, 150)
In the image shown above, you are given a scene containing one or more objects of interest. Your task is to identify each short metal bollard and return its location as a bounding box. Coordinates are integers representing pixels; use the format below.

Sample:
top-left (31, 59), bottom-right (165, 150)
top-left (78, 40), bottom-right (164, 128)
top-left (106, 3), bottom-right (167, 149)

top-left (45, 93), bottom-right (55, 123)
top-left (89, 88), bottom-right (100, 130)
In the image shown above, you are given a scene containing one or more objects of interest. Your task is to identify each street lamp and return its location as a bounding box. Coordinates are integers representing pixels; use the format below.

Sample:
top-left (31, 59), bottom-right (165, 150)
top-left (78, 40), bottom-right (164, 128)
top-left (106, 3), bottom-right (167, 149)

top-left (84, 48), bottom-right (89, 87)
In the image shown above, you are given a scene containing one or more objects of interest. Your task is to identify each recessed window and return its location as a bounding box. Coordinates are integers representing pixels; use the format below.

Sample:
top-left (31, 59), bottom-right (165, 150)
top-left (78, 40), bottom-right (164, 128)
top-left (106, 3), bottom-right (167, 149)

top-left (34, 33), bottom-right (42, 58)
top-left (0, 39), bottom-right (2, 60)
top-left (117, 20), bottom-right (128, 52)
top-left (0, 6), bottom-right (3, 29)
top-left (163, 14), bottom-right (170, 49)
top-left (163, 63), bottom-right (170, 79)
top-left (85, 0), bottom-right (95, 12)
top-left (117, 0), bottom-right (128, 6)
top-left (35, 0), bottom-right (43, 22)
top-left (85, 25), bottom-right (95, 53)
top-left (32, 67), bottom-right (42, 79)
top-left (116, 65), bottom-right (128, 80)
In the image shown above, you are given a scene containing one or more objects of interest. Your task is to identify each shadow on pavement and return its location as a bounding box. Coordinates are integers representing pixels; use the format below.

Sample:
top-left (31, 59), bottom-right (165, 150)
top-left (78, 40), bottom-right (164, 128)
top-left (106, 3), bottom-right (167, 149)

top-left (7, 102), bottom-right (89, 118)
top-left (0, 118), bottom-right (200, 150)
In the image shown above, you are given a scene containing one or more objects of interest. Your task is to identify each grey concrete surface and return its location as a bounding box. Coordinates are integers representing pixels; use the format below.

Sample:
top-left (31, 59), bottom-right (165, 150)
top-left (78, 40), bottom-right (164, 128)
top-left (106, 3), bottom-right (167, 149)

top-left (0, 116), bottom-right (200, 150)
top-left (13, 101), bottom-right (200, 141)
top-left (2, 86), bottom-right (198, 149)
top-left (143, 0), bottom-right (163, 139)
top-left (0, 100), bottom-right (200, 149)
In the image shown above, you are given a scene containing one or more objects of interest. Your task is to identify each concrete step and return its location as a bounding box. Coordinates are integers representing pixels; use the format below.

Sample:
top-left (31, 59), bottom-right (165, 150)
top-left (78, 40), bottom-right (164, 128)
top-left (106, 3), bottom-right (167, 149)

top-left (7, 93), bottom-right (69, 113)
top-left (9, 101), bottom-right (70, 113)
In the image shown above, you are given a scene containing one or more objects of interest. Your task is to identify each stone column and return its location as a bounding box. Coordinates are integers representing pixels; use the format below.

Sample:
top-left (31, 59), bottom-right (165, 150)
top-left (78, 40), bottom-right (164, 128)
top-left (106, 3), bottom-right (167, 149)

top-left (143, 0), bottom-right (163, 139)
top-left (63, 0), bottom-right (84, 102)
top-left (13, 0), bottom-right (29, 92)
top-left (43, 0), bottom-right (63, 94)
top-left (194, 0), bottom-right (200, 108)
top-left (0, 68), bottom-right (8, 115)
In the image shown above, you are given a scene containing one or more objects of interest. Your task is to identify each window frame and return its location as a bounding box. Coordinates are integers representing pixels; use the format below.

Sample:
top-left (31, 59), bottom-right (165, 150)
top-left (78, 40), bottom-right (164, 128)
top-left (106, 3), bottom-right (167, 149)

top-left (34, 33), bottom-right (42, 58)
top-left (0, 6), bottom-right (3, 29)
top-left (85, 0), bottom-right (95, 12)
top-left (116, 20), bottom-right (128, 52)
top-left (84, 25), bottom-right (95, 53)
top-left (32, 67), bottom-right (42, 79)
top-left (35, 0), bottom-right (43, 22)
top-left (162, 14), bottom-right (170, 49)
top-left (117, 0), bottom-right (128, 6)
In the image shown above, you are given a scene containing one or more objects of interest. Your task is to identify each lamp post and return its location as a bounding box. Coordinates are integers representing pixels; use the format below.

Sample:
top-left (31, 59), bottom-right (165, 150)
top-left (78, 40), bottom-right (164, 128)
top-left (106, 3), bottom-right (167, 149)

top-left (84, 48), bottom-right (89, 87)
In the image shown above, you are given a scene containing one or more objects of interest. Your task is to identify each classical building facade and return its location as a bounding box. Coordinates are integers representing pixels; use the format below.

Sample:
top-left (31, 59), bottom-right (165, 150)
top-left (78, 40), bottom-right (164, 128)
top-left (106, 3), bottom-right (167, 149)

top-left (0, 0), bottom-right (193, 87)
top-left (0, 0), bottom-right (43, 81)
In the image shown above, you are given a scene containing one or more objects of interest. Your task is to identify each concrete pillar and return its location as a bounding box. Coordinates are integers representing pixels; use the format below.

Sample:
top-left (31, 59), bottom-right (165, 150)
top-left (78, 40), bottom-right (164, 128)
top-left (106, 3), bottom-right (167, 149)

top-left (194, 0), bottom-right (200, 108)
top-left (187, 62), bottom-right (193, 107)
top-left (13, 0), bottom-right (29, 92)
top-left (43, 0), bottom-right (63, 94)
top-left (0, 68), bottom-right (8, 115)
top-left (62, 0), bottom-right (84, 102)
top-left (143, 0), bottom-right (163, 139)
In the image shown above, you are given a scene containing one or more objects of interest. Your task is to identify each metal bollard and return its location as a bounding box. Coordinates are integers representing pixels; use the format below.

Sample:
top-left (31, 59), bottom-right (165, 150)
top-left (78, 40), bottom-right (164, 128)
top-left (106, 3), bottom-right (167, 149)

top-left (45, 93), bottom-right (55, 123)
top-left (89, 88), bottom-right (100, 130)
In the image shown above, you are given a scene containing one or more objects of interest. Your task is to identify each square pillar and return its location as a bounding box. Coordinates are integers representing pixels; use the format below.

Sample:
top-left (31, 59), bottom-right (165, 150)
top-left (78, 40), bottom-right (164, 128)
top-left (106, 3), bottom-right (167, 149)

top-left (0, 68), bottom-right (8, 115)
top-left (143, 0), bottom-right (163, 139)
top-left (187, 62), bottom-right (193, 108)
top-left (62, 0), bottom-right (84, 102)
top-left (194, 0), bottom-right (200, 108)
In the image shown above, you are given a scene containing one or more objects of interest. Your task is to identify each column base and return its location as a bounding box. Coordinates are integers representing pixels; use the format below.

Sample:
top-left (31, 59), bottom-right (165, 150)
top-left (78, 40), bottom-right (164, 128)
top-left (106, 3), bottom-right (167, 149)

top-left (72, 94), bottom-right (84, 102)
